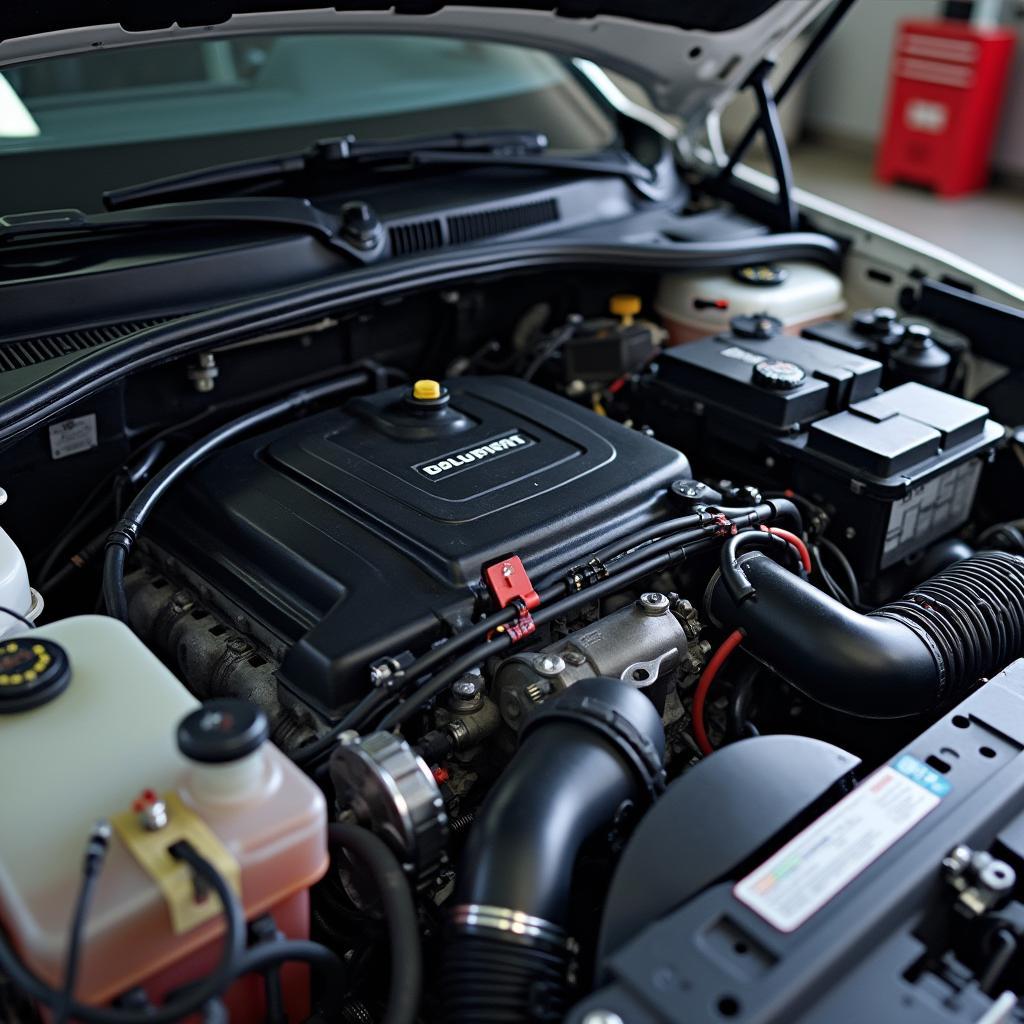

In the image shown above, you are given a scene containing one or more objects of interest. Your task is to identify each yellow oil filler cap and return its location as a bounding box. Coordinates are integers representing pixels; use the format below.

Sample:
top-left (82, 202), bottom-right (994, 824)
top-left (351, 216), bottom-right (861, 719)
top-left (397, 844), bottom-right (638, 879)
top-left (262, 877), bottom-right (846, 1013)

top-left (409, 378), bottom-right (442, 401)
top-left (610, 294), bottom-right (641, 327)
top-left (412, 379), bottom-right (443, 401)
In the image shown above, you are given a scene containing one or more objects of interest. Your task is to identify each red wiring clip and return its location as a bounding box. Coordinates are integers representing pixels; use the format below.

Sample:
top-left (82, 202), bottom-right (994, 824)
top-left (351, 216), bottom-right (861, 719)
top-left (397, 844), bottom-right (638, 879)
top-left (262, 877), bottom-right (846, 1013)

top-left (484, 555), bottom-right (540, 611)
top-left (712, 512), bottom-right (737, 537)
top-left (503, 603), bottom-right (537, 643)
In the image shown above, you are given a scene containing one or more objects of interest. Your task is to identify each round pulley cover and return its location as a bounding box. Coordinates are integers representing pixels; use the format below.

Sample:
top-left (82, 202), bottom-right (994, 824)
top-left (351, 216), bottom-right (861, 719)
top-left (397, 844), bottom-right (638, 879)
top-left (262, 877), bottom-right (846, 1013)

top-left (330, 730), bottom-right (449, 886)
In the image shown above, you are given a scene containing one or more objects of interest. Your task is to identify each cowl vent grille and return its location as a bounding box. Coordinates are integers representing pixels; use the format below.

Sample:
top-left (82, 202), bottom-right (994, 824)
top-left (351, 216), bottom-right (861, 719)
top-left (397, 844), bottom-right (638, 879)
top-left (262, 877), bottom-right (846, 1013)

top-left (388, 197), bottom-right (561, 256)
top-left (448, 198), bottom-right (559, 244)
top-left (389, 219), bottom-right (444, 256)
top-left (0, 317), bottom-right (172, 373)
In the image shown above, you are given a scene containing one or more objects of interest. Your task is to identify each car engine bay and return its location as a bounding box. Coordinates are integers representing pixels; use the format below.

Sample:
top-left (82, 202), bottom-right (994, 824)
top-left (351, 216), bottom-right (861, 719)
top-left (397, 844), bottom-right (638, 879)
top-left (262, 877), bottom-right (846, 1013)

top-left (4, 249), bottom-right (1024, 1024)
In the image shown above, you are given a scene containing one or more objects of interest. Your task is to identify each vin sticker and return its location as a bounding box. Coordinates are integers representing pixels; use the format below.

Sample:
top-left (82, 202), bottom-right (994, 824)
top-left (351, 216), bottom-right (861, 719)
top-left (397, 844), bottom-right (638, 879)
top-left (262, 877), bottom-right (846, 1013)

top-left (48, 414), bottom-right (98, 460)
top-left (414, 431), bottom-right (535, 481)
top-left (734, 755), bottom-right (950, 933)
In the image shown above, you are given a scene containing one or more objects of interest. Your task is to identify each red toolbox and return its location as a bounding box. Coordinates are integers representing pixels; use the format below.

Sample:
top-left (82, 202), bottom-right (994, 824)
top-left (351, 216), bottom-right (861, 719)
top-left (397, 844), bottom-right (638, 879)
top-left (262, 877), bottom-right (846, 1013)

top-left (876, 19), bottom-right (1016, 197)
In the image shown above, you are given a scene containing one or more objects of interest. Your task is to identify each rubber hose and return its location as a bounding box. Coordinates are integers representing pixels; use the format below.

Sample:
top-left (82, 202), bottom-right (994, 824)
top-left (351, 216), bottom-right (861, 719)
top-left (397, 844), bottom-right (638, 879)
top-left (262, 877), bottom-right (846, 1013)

top-left (326, 823), bottom-right (421, 1024)
top-left (707, 550), bottom-right (1024, 717)
top-left (442, 677), bottom-right (665, 1023)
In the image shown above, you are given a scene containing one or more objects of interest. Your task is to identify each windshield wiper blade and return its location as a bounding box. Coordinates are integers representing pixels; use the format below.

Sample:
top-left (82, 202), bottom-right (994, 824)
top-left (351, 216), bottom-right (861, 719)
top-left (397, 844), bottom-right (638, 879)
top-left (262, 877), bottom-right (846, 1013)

top-left (103, 131), bottom-right (549, 210)
top-left (102, 130), bottom-right (655, 211)
top-left (0, 196), bottom-right (359, 251)
top-left (407, 147), bottom-right (656, 182)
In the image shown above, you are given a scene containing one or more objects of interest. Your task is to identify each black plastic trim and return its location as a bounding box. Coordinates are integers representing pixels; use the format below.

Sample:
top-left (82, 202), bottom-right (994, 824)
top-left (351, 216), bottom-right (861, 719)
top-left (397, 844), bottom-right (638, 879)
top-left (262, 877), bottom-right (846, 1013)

top-left (0, 230), bottom-right (841, 448)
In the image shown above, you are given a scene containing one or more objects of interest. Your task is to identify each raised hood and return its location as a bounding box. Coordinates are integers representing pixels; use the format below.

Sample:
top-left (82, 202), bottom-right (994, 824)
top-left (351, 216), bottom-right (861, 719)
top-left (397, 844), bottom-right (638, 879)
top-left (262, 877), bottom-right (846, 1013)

top-left (0, 1), bottom-right (838, 128)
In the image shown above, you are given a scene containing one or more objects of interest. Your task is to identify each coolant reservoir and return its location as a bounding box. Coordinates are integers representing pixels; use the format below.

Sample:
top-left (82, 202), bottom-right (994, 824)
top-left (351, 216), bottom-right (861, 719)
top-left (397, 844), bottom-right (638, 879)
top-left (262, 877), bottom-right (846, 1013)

top-left (655, 261), bottom-right (845, 344)
top-left (0, 616), bottom-right (328, 1017)
top-left (0, 522), bottom-right (42, 635)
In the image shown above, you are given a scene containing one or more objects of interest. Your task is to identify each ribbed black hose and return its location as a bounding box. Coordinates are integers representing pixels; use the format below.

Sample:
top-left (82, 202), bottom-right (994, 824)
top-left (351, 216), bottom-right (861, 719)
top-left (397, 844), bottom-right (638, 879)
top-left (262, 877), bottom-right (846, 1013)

top-left (707, 550), bottom-right (1024, 717)
top-left (443, 678), bottom-right (665, 1023)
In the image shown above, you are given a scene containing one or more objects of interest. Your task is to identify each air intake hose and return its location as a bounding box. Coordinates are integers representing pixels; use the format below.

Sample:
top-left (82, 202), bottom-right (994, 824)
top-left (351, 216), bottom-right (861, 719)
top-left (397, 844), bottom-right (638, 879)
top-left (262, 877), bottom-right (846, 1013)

top-left (707, 550), bottom-right (1024, 717)
top-left (442, 677), bottom-right (665, 1023)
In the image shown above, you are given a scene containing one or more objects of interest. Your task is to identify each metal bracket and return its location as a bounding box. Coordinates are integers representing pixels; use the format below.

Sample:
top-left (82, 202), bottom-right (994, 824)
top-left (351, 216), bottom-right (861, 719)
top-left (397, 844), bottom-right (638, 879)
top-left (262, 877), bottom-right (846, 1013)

top-left (719, 59), bottom-right (798, 233)
top-left (111, 790), bottom-right (241, 935)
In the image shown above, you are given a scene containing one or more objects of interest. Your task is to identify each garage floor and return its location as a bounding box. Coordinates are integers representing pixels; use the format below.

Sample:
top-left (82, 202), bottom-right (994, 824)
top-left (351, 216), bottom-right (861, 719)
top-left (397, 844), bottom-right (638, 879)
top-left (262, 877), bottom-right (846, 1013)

top-left (775, 144), bottom-right (1024, 288)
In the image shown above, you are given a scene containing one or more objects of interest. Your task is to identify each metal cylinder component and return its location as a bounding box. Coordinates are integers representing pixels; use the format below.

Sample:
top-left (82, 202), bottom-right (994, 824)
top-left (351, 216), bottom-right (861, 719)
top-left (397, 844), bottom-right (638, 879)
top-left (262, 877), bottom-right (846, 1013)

top-left (329, 731), bottom-right (449, 888)
top-left (492, 594), bottom-right (702, 729)
top-left (446, 696), bottom-right (502, 751)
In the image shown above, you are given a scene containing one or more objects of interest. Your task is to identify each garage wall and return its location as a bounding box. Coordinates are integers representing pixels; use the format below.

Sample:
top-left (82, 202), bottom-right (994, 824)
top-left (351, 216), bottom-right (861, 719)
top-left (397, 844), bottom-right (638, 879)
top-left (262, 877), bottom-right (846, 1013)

top-left (804, 0), bottom-right (1024, 175)
top-left (995, 44), bottom-right (1024, 172)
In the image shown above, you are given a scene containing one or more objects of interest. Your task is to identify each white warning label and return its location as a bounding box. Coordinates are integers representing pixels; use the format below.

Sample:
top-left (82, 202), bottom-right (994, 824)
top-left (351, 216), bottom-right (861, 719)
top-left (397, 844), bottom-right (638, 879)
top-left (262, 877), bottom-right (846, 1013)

top-left (48, 413), bottom-right (98, 460)
top-left (734, 754), bottom-right (950, 933)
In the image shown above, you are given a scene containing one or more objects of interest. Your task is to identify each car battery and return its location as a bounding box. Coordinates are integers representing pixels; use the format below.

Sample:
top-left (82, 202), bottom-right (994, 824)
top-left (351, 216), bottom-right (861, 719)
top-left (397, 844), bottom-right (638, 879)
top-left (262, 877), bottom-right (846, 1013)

top-left (876, 19), bottom-right (1016, 197)
top-left (641, 327), bottom-right (1003, 576)
top-left (787, 383), bottom-right (1002, 572)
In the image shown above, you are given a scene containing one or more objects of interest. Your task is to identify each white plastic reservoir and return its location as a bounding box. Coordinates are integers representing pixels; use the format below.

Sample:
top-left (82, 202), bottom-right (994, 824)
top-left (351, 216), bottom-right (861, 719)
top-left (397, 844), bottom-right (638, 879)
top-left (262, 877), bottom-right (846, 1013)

top-left (0, 615), bottom-right (327, 1015)
top-left (656, 261), bottom-right (846, 344)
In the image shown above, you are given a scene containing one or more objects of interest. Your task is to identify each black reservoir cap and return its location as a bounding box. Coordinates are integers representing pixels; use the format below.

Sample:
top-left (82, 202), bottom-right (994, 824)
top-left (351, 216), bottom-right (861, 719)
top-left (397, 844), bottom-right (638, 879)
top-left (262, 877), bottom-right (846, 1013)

top-left (0, 636), bottom-right (69, 713)
top-left (178, 699), bottom-right (269, 763)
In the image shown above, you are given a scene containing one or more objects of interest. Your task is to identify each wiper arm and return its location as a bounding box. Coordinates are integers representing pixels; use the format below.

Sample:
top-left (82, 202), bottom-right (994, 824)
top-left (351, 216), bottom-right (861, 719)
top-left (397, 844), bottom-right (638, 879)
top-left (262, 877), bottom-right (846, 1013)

top-left (102, 130), bottom-right (657, 211)
top-left (0, 196), bottom-right (384, 262)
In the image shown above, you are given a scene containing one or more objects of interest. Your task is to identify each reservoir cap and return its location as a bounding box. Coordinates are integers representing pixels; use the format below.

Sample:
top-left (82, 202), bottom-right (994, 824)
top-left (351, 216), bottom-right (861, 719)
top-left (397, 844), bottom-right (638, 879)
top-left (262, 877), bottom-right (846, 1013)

top-left (412, 379), bottom-right (443, 401)
top-left (753, 358), bottom-right (806, 391)
top-left (0, 637), bottom-right (70, 713)
top-left (178, 699), bottom-right (268, 763)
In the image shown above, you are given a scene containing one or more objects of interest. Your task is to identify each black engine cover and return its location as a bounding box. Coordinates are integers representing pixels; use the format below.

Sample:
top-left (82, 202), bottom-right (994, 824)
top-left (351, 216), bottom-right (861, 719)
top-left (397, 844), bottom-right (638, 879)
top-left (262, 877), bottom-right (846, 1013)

top-left (146, 376), bottom-right (690, 716)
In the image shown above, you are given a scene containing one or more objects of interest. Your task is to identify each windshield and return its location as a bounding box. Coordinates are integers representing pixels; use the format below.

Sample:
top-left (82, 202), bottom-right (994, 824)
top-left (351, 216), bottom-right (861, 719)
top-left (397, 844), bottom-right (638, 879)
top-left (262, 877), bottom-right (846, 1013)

top-left (0, 33), bottom-right (618, 214)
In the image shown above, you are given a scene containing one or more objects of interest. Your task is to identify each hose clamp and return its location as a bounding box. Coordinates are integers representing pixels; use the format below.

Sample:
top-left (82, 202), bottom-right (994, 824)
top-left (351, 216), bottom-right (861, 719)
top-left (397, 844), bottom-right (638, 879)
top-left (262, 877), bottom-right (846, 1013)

top-left (449, 904), bottom-right (568, 952)
top-left (104, 523), bottom-right (137, 553)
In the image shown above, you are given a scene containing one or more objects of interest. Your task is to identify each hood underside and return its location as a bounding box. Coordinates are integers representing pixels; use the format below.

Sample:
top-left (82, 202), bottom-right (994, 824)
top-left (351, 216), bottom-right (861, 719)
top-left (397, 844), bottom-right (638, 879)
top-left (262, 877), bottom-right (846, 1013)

top-left (0, 1), bottom-right (835, 125)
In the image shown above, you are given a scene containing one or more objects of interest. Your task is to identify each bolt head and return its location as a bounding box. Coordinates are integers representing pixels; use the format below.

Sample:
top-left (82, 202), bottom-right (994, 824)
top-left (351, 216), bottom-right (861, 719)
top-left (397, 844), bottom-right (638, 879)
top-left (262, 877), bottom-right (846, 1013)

top-left (672, 479), bottom-right (704, 499)
top-left (639, 592), bottom-right (669, 615)
top-left (942, 844), bottom-right (973, 878)
top-left (137, 798), bottom-right (169, 832)
top-left (533, 653), bottom-right (566, 677)
top-left (452, 677), bottom-right (480, 699)
top-left (979, 859), bottom-right (1016, 893)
